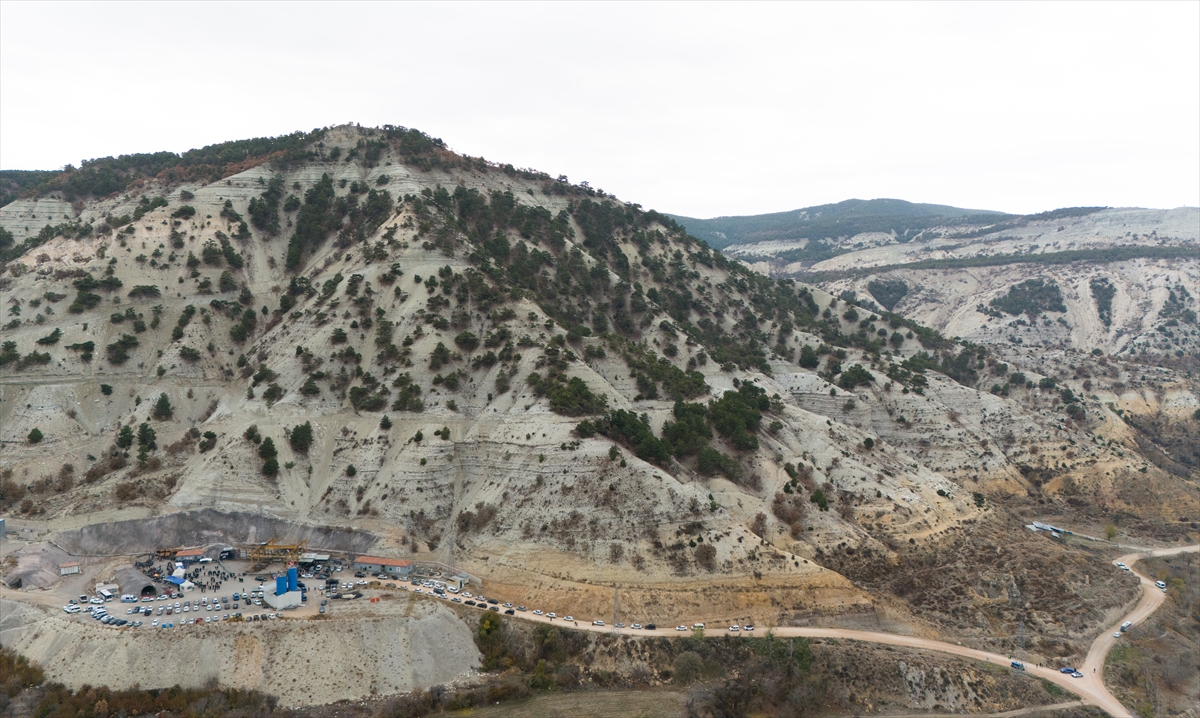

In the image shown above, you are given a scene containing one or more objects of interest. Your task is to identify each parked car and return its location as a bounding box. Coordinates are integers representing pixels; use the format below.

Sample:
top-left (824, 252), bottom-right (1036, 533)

top-left (1011, 661), bottom-right (1025, 671)
top-left (645, 624), bottom-right (657, 630)
top-left (631, 623), bottom-right (643, 630)
top-left (592, 620), bottom-right (605, 626)
top-left (1060, 667), bottom-right (1076, 674)
top-left (675, 626), bottom-right (687, 631)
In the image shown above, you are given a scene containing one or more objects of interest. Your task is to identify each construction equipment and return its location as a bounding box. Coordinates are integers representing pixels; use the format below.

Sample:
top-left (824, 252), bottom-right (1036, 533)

top-left (246, 539), bottom-right (308, 571)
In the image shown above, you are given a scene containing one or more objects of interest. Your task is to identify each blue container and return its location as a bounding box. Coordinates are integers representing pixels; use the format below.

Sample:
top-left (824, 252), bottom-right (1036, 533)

top-left (287, 567), bottom-right (298, 592)
top-left (275, 576), bottom-right (287, 596)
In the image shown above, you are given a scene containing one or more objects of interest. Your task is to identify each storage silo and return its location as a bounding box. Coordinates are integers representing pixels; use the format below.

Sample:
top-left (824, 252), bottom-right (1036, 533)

top-left (287, 567), bottom-right (298, 592)
top-left (275, 576), bottom-right (287, 596)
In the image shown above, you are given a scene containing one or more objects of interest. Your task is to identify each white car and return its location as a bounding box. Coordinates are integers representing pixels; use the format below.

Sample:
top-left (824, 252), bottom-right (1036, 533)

top-left (729, 626), bottom-right (740, 632)
top-left (744, 625), bottom-right (755, 632)
top-left (1115, 562), bottom-right (1127, 569)
top-left (183, 605), bottom-right (190, 613)
top-left (533, 610), bottom-right (544, 616)
top-left (152, 619), bottom-right (159, 627)
top-left (1113, 632), bottom-right (1121, 638)
top-left (564, 616), bottom-right (574, 622)
top-left (90, 598), bottom-right (103, 605)
top-left (63, 605), bottom-right (81, 614)
top-left (547, 613), bottom-right (556, 619)
top-left (631, 623), bottom-right (643, 630)
top-left (462, 592), bottom-right (473, 598)
top-left (675, 626), bottom-right (687, 631)
top-left (592, 620), bottom-right (605, 626)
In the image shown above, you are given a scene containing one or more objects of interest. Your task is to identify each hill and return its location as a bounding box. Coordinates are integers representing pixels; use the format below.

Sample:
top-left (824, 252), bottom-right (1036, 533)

top-left (667, 198), bottom-right (1006, 250)
top-left (1, 125), bottom-right (1197, 708)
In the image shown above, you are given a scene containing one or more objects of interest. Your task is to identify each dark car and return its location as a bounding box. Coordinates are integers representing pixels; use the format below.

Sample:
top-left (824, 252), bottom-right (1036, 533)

top-left (354, 572), bottom-right (366, 578)
top-left (505, 609), bottom-right (515, 615)
top-left (487, 598), bottom-right (499, 605)
top-left (465, 600), bottom-right (477, 606)
top-left (645, 624), bottom-right (657, 630)
top-left (489, 605), bottom-right (500, 612)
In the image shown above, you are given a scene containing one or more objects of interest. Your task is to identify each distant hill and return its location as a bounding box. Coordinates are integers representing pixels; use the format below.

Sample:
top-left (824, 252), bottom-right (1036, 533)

top-left (668, 198), bottom-right (1007, 249)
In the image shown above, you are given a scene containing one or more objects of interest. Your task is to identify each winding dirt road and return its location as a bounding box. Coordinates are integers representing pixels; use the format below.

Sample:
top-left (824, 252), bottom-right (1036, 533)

top-left (462, 542), bottom-right (1197, 717)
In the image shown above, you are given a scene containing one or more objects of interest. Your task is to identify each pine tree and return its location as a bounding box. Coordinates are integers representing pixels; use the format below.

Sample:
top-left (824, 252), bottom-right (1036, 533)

top-left (152, 392), bottom-right (173, 420)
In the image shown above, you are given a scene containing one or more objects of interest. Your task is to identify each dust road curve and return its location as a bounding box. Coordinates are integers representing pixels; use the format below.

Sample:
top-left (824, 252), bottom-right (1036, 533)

top-left (482, 543), bottom-right (1197, 718)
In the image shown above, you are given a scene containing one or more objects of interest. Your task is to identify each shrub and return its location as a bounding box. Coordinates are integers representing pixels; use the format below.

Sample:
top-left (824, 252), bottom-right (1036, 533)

top-left (170, 205), bottom-right (196, 219)
top-left (105, 334), bottom-right (139, 364)
top-left (345, 464), bottom-right (357, 477)
top-left (179, 346), bottom-right (201, 362)
top-left (128, 285), bottom-right (161, 299)
top-left (198, 431), bottom-right (217, 452)
top-left (454, 331), bottom-right (479, 352)
top-left (27, 428), bottom-right (43, 444)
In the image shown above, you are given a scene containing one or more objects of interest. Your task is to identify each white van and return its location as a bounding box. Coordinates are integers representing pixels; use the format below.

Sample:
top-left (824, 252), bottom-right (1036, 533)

top-left (1154, 580), bottom-right (1167, 590)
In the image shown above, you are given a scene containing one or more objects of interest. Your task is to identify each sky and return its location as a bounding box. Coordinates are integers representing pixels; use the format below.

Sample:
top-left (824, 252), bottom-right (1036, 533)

top-left (2, 1), bottom-right (1197, 218)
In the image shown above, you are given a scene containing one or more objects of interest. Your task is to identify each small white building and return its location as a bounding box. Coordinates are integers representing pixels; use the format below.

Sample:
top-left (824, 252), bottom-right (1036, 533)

top-left (59, 562), bottom-right (81, 576)
top-left (264, 589), bottom-right (302, 610)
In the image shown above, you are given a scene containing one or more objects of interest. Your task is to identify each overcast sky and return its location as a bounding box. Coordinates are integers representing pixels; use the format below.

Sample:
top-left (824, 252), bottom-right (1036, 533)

top-left (2, 1), bottom-right (1197, 217)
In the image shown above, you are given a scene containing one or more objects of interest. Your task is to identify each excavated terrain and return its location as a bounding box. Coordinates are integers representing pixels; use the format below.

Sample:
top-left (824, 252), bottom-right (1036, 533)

top-left (2, 125), bottom-right (1197, 710)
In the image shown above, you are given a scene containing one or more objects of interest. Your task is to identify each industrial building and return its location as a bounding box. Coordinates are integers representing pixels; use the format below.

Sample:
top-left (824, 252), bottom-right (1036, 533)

top-left (115, 565), bottom-right (160, 597)
top-left (352, 556), bottom-right (413, 577)
top-left (264, 567), bottom-right (303, 610)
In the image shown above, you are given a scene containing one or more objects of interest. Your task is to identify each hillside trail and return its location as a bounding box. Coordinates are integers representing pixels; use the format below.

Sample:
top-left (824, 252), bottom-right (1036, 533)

top-left (494, 543), bottom-right (1197, 717)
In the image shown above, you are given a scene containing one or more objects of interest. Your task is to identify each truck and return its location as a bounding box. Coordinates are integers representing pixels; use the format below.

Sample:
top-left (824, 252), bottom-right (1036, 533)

top-left (1120, 621), bottom-right (1132, 632)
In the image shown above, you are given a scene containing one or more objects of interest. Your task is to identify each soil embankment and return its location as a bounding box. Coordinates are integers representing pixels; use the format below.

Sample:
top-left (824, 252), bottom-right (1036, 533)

top-left (0, 597), bottom-right (479, 707)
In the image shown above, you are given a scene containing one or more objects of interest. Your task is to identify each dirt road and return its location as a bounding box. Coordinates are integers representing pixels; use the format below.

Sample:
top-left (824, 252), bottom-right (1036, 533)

top-left (456, 542), bottom-right (1197, 718)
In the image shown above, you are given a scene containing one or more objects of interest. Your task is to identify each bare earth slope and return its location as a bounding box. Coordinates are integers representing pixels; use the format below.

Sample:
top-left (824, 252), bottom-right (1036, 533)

top-left (2, 126), bottom-right (1197, 712)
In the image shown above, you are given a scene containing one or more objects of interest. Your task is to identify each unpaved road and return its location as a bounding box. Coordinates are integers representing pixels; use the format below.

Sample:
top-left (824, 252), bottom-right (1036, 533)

top-left (457, 542), bottom-right (1197, 717)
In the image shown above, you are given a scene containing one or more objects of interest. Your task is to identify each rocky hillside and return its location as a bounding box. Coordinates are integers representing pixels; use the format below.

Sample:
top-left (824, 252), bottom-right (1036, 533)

top-left (2, 125), bottom-right (1196, 643)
